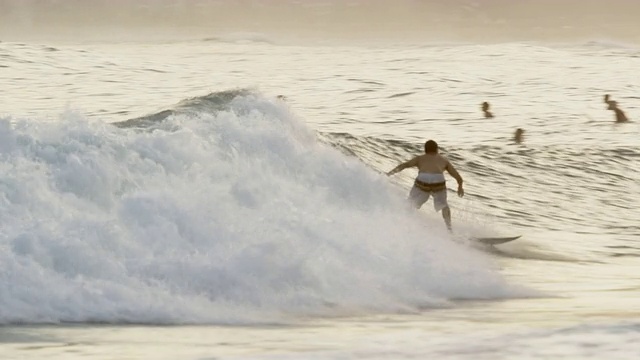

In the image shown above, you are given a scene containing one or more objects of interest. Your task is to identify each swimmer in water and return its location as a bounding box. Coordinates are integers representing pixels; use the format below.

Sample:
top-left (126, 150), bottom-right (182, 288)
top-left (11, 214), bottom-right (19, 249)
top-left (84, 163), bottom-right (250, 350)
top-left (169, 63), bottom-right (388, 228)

top-left (514, 128), bottom-right (524, 144)
top-left (482, 101), bottom-right (494, 118)
top-left (604, 94), bottom-right (629, 123)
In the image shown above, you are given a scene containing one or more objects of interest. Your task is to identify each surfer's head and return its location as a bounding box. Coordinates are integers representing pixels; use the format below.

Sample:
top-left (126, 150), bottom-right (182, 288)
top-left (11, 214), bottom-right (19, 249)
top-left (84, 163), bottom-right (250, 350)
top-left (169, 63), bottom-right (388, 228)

top-left (424, 140), bottom-right (438, 154)
top-left (481, 101), bottom-right (494, 118)
top-left (514, 128), bottom-right (524, 144)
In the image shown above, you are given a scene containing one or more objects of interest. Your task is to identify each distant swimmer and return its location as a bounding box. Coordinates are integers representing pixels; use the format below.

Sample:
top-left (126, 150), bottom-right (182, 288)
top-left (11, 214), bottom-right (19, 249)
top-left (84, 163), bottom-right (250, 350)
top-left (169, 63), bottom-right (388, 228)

top-left (276, 95), bottom-right (287, 101)
top-left (387, 140), bottom-right (464, 231)
top-left (482, 101), bottom-right (494, 118)
top-left (514, 128), bottom-right (524, 144)
top-left (604, 94), bottom-right (629, 123)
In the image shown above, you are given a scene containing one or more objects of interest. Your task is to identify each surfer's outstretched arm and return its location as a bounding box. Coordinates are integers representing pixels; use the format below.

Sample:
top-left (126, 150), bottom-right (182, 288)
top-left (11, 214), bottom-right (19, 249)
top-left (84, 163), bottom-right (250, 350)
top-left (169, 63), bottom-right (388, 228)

top-left (445, 161), bottom-right (464, 197)
top-left (387, 157), bottom-right (418, 176)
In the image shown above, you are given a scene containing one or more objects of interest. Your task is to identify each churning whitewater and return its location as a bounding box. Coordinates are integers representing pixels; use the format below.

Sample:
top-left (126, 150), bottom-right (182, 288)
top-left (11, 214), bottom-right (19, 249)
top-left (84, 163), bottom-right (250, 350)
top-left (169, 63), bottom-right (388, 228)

top-left (0, 91), bottom-right (533, 324)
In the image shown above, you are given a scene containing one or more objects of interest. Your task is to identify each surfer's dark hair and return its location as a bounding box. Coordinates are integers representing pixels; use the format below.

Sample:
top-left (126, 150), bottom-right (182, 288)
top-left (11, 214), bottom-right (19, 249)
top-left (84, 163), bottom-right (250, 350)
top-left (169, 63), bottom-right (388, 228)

top-left (424, 140), bottom-right (438, 154)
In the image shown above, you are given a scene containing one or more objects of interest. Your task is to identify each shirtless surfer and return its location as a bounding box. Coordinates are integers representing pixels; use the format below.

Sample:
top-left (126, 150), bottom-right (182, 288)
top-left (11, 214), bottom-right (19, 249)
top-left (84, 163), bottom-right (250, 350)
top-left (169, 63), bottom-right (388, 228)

top-left (387, 140), bottom-right (464, 231)
top-left (514, 128), bottom-right (525, 144)
top-left (604, 94), bottom-right (629, 123)
top-left (481, 101), bottom-right (494, 118)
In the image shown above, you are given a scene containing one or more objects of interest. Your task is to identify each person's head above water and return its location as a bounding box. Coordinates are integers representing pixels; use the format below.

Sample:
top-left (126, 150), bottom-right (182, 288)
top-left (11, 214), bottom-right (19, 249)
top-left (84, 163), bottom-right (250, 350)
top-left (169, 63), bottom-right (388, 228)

top-left (514, 128), bottom-right (524, 144)
top-left (481, 101), bottom-right (494, 118)
top-left (604, 94), bottom-right (618, 108)
top-left (424, 140), bottom-right (439, 154)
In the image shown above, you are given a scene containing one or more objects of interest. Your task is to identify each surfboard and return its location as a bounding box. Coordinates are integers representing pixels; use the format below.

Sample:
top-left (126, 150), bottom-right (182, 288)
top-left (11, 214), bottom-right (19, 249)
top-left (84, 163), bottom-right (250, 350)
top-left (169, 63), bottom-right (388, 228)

top-left (473, 235), bottom-right (522, 245)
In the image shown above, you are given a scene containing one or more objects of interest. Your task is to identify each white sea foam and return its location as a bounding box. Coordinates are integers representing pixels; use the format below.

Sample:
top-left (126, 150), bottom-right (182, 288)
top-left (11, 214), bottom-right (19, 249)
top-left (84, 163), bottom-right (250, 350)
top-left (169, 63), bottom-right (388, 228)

top-left (0, 94), bottom-right (533, 324)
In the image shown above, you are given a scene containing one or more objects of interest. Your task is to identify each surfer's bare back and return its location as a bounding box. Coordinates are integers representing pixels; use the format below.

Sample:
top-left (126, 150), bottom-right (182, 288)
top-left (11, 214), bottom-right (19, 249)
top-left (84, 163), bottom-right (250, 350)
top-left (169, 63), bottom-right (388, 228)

top-left (387, 140), bottom-right (464, 231)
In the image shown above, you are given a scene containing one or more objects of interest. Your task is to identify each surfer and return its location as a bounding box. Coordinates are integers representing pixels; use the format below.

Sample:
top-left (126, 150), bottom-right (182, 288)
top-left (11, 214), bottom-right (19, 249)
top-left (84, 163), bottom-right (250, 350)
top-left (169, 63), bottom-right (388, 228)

top-left (514, 128), bottom-right (524, 144)
top-left (604, 94), bottom-right (629, 123)
top-left (481, 101), bottom-right (494, 118)
top-left (387, 140), bottom-right (464, 231)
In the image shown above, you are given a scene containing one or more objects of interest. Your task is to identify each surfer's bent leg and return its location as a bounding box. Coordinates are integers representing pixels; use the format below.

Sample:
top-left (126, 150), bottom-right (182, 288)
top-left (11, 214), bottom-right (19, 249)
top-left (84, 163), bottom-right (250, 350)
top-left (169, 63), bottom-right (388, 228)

top-left (432, 189), bottom-right (452, 231)
top-left (408, 185), bottom-right (430, 209)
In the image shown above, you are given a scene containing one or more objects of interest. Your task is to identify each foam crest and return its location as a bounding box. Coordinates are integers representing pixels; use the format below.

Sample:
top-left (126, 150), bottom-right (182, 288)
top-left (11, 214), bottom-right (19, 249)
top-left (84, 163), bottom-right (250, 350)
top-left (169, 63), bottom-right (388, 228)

top-left (0, 93), bottom-right (531, 324)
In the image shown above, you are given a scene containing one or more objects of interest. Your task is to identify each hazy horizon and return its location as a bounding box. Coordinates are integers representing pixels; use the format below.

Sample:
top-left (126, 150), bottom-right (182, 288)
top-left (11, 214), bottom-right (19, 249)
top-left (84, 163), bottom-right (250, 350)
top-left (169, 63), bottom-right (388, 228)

top-left (1, 0), bottom-right (640, 44)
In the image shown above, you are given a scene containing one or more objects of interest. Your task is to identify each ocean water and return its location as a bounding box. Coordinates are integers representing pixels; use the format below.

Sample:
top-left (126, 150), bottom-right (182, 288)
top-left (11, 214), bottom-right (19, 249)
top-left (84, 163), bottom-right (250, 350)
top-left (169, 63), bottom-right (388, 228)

top-left (1, 1), bottom-right (640, 359)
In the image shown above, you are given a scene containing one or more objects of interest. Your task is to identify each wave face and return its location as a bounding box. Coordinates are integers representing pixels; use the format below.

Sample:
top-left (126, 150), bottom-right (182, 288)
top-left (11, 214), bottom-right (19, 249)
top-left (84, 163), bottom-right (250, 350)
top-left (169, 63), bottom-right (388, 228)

top-left (0, 90), bottom-right (531, 325)
top-left (1, 0), bottom-right (639, 44)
